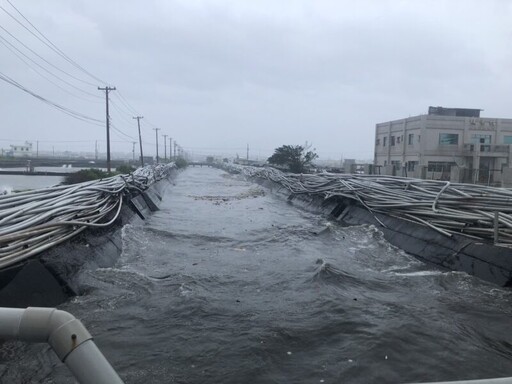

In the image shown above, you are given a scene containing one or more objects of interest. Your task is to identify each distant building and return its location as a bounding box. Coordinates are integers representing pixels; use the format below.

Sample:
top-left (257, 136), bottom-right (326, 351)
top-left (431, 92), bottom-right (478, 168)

top-left (374, 107), bottom-right (512, 185)
top-left (342, 159), bottom-right (356, 173)
top-left (8, 141), bottom-right (33, 158)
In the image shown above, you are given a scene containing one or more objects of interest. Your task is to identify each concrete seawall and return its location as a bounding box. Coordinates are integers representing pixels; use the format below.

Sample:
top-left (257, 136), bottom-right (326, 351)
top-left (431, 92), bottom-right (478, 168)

top-left (253, 176), bottom-right (512, 287)
top-left (0, 174), bottom-right (174, 308)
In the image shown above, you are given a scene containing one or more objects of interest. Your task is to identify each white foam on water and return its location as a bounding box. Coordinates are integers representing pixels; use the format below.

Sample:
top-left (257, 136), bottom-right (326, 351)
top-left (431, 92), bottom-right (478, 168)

top-left (0, 185), bottom-right (12, 195)
top-left (392, 270), bottom-right (445, 277)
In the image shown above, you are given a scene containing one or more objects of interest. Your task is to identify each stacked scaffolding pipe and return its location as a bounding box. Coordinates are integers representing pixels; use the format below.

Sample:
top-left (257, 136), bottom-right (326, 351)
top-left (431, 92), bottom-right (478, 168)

top-left (237, 165), bottom-right (512, 245)
top-left (0, 164), bottom-right (174, 269)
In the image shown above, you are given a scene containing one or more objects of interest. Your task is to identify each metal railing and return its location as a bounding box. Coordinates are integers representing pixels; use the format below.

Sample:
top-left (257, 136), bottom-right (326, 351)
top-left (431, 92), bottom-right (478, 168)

top-left (463, 144), bottom-right (510, 154)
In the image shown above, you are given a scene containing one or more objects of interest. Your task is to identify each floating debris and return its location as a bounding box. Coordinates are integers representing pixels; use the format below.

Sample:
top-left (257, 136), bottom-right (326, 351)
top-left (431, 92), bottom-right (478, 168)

top-left (188, 187), bottom-right (265, 204)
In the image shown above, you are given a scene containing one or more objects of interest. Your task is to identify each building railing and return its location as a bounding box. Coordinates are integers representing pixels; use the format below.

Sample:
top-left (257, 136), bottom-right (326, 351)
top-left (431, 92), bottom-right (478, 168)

top-left (463, 144), bottom-right (510, 155)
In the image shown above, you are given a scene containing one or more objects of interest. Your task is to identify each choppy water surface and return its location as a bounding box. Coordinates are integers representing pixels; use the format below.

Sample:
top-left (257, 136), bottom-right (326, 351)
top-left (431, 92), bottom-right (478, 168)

top-left (2, 167), bottom-right (512, 383)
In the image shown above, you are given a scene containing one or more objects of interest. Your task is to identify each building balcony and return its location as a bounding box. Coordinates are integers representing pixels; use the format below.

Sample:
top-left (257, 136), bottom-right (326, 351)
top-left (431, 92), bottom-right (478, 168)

top-left (462, 144), bottom-right (510, 157)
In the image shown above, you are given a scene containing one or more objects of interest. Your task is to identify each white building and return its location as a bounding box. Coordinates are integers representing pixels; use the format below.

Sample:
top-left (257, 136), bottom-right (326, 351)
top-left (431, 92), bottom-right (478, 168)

top-left (374, 107), bottom-right (512, 185)
top-left (8, 141), bottom-right (33, 158)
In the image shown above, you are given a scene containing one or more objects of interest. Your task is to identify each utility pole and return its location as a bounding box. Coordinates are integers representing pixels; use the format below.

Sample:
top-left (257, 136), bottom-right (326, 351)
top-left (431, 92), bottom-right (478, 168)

top-left (133, 116), bottom-right (144, 166)
top-left (247, 143), bottom-right (249, 160)
top-left (174, 141), bottom-right (177, 159)
top-left (169, 137), bottom-right (172, 161)
top-left (132, 142), bottom-right (136, 162)
top-left (95, 141), bottom-right (98, 160)
top-left (98, 86), bottom-right (116, 172)
top-left (36, 141), bottom-right (39, 158)
top-left (153, 128), bottom-right (160, 164)
top-left (163, 134), bottom-right (168, 161)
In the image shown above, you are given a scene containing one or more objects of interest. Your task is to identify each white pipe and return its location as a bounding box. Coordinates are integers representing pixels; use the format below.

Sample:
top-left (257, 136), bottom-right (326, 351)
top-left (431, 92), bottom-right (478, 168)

top-left (0, 307), bottom-right (23, 339)
top-left (66, 340), bottom-right (124, 383)
top-left (410, 378), bottom-right (512, 384)
top-left (0, 307), bottom-right (124, 384)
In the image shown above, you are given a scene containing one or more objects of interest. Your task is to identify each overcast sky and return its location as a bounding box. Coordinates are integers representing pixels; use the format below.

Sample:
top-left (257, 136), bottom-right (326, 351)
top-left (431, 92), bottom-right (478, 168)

top-left (1, 0), bottom-right (511, 161)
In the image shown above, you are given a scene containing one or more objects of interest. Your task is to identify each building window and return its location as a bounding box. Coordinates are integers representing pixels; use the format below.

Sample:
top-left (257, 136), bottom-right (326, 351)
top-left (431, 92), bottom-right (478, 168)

top-left (375, 138), bottom-right (380, 146)
top-left (418, 135), bottom-right (421, 142)
top-left (471, 134), bottom-right (491, 144)
top-left (427, 161), bottom-right (456, 172)
top-left (407, 161), bottom-right (418, 172)
top-left (439, 133), bottom-right (459, 145)
top-left (383, 137), bottom-right (387, 147)
top-left (504, 136), bottom-right (512, 144)
top-left (408, 134), bottom-right (414, 145)
top-left (391, 160), bottom-right (401, 170)
top-left (390, 136), bottom-right (396, 146)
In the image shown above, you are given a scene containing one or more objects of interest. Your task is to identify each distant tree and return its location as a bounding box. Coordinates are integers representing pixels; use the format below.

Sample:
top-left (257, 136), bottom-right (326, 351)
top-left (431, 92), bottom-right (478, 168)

top-left (175, 156), bottom-right (188, 169)
top-left (267, 145), bottom-right (318, 173)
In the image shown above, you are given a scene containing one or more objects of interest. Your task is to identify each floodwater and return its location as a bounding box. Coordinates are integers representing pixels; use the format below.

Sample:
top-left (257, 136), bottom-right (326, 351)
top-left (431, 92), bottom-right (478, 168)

top-left (1, 167), bottom-right (512, 383)
top-left (0, 175), bottom-right (63, 192)
top-left (0, 166), bottom-right (109, 192)
top-left (0, 167), bottom-right (72, 191)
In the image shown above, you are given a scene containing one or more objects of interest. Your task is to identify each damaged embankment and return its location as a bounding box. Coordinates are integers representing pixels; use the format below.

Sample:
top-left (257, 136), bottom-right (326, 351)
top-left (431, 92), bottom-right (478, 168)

top-left (229, 165), bottom-right (512, 287)
top-left (0, 164), bottom-right (176, 307)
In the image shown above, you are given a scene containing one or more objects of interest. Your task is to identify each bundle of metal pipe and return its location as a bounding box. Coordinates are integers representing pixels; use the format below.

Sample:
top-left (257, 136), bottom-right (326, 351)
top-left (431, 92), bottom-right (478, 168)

top-left (0, 164), bottom-right (175, 269)
top-left (237, 165), bottom-right (512, 245)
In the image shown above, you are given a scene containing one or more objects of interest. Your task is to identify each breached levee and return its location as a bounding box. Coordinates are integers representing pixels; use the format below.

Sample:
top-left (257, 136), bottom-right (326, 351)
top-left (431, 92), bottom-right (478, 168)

top-left (0, 164), bottom-right (177, 307)
top-left (230, 165), bottom-right (512, 287)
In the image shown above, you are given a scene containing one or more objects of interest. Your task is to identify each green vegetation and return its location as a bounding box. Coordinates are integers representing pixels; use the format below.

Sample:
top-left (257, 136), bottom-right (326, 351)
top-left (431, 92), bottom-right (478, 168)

top-left (267, 145), bottom-right (318, 173)
top-left (175, 157), bottom-right (188, 169)
top-left (62, 168), bottom-right (111, 185)
top-left (116, 164), bottom-right (136, 174)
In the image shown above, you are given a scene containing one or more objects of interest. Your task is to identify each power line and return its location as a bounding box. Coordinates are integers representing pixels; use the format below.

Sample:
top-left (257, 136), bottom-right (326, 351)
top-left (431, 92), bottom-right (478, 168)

top-left (110, 99), bottom-right (139, 125)
top-left (110, 122), bottom-right (136, 141)
top-left (143, 117), bottom-right (160, 129)
top-left (0, 138), bottom-right (95, 143)
top-left (0, 70), bottom-right (104, 126)
top-left (0, 24), bottom-right (99, 89)
top-left (0, 35), bottom-right (101, 102)
top-left (115, 90), bottom-right (139, 115)
top-left (4, 0), bottom-right (106, 85)
top-left (112, 92), bottom-right (166, 137)
top-left (110, 127), bottom-right (134, 143)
